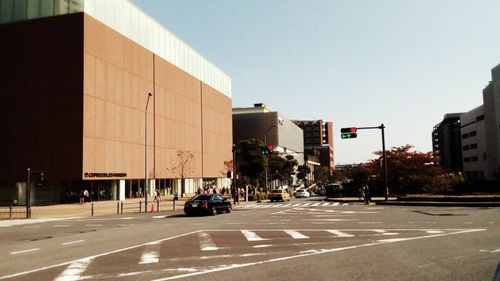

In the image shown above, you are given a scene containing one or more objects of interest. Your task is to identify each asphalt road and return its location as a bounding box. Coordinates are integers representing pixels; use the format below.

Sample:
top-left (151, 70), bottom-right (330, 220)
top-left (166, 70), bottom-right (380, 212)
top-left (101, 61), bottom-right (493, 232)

top-left (0, 198), bottom-right (499, 281)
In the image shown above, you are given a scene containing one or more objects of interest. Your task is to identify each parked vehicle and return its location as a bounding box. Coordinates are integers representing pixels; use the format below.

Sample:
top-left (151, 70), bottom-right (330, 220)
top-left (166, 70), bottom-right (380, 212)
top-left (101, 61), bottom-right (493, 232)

top-left (325, 184), bottom-right (343, 198)
top-left (184, 194), bottom-right (232, 216)
top-left (268, 189), bottom-right (290, 202)
top-left (294, 189), bottom-right (310, 198)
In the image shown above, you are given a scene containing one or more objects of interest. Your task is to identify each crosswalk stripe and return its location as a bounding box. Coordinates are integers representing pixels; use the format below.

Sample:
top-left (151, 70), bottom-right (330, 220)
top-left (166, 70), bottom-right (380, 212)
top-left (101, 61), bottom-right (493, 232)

top-left (139, 241), bottom-right (161, 264)
top-left (139, 251), bottom-right (159, 264)
top-left (321, 203), bottom-right (331, 206)
top-left (284, 230), bottom-right (309, 239)
top-left (301, 203), bottom-right (312, 206)
top-left (54, 258), bottom-right (93, 281)
top-left (241, 230), bottom-right (266, 241)
top-left (326, 230), bottom-right (354, 237)
top-left (290, 203), bottom-right (302, 207)
top-left (199, 232), bottom-right (219, 251)
top-left (311, 203), bottom-right (321, 206)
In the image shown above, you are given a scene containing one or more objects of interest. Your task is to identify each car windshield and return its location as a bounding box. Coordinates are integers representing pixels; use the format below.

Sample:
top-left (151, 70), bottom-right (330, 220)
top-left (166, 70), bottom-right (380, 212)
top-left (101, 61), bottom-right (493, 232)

top-left (271, 190), bottom-right (282, 193)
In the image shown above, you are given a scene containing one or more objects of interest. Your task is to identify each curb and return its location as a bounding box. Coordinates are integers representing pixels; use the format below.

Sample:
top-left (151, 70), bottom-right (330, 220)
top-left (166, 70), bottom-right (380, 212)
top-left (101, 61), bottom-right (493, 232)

top-left (375, 201), bottom-right (500, 207)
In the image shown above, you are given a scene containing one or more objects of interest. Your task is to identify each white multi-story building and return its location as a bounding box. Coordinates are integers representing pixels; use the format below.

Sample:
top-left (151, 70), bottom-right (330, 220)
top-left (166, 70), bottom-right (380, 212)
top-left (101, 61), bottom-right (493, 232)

top-left (460, 64), bottom-right (500, 181)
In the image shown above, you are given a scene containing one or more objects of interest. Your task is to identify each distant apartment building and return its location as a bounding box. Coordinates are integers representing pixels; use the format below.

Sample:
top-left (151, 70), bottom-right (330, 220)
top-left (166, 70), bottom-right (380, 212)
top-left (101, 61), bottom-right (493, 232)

top-left (460, 63), bottom-right (500, 181)
top-left (292, 120), bottom-right (335, 175)
top-left (432, 113), bottom-right (463, 172)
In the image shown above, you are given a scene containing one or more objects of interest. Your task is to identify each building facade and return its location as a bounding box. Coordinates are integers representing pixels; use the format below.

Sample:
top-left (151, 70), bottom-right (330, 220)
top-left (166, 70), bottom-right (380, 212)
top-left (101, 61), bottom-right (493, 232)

top-left (460, 64), bottom-right (500, 181)
top-left (0, 0), bottom-right (232, 204)
top-left (460, 106), bottom-right (488, 180)
top-left (292, 120), bottom-right (335, 175)
top-left (232, 104), bottom-right (305, 188)
top-left (432, 113), bottom-right (463, 172)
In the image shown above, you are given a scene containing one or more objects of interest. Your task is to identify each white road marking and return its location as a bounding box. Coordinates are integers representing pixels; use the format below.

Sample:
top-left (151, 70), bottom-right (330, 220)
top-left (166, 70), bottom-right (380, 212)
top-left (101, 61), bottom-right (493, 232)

top-left (139, 251), bottom-right (160, 264)
top-left (492, 249), bottom-right (500, 253)
top-left (0, 217), bottom-right (78, 227)
top-left (290, 203), bottom-right (302, 207)
top-left (373, 230), bottom-right (399, 236)
top-left (62, 240), bottom-right (85, 246)
top-left (284, 230), bottom-right (309, 239)
top-left (426, 230), bottom-right (444, 234)
top-left (153, 215), bottom-right (167, 219)
top-left (199, 232), bottom-right (219, 251)
top-left (301, 203), bottom-right (312, 206)
top-left (0, 230), bottom-right (201, 280)
top-left (54, 225), bottom-right (71, 228)
top-left (311, 203), bottom-right (321, 206)
top-left (10, 248), bottom-right (40, 255)
top-left (120, 217), bottom-right (136, 220)
top-left (327, 230), bottom-right (354, 237)
top-left (241, 230), bottom-right (266, 241)
top-left (150, 229), bottom-right (486, 281)
top-left (54, 258), bottom-right (92, 281)
top-left (253, 244), bottom-right (272, 248)
top-left (321, 203), bottom-right (331, 206)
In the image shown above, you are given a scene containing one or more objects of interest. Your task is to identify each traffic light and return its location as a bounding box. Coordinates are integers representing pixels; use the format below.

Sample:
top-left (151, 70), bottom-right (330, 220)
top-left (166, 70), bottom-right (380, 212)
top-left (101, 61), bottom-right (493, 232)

top-left (340, 127), bottom-right (358, 139)
top-left (261, 144), bottom-right (273, 155)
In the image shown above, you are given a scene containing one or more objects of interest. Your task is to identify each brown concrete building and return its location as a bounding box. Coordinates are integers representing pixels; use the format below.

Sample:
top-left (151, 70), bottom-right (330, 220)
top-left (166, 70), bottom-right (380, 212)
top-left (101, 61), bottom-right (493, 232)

top-left (0, 0), bottom-right (232, 204)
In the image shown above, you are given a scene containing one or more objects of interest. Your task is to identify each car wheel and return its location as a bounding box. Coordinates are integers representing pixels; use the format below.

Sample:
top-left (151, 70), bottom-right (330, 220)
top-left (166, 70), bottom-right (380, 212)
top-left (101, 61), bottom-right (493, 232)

top-left (210, 206), bottom-right (217, 216)
top-left (226, 206), bottom-right (231, 213)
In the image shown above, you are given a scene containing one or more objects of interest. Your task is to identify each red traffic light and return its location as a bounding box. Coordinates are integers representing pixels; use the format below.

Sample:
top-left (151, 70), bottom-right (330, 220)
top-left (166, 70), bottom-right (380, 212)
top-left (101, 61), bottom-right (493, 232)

top-left (340, 127), bottom-right (358, 139)
top-left (340, 127), bottom-right (357, 133)
top-left (267, 145), bottom-right (273, 151)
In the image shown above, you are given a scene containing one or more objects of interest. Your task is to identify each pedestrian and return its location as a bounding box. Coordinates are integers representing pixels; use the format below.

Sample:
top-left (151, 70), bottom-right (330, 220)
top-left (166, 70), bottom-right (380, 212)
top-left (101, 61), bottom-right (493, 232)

top-left (155, 188), bottom-right (161, 201)
top-left (83, 189), bottom-right (89, 203)
top-left (79, 190), bottom-right (84, 204)
top-left (362, 184), bottom-right (370, 204)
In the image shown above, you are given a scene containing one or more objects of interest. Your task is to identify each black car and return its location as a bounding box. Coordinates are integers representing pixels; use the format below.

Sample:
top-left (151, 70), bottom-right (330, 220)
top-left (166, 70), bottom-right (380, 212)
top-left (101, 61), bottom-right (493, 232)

top-left (184, 194), bottom-right (232, 216)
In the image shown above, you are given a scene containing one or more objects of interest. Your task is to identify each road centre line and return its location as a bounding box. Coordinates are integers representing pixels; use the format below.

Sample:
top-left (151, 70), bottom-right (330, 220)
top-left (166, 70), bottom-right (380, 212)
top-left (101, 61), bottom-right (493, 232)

top-left (151, 229), bottom-right (486, 281)
top-left (10, 248), bottom-right (40, 255)
top-left (492, 249), bottom-right (500, 253)
top-left (62, 240), bottom-right (85, 246)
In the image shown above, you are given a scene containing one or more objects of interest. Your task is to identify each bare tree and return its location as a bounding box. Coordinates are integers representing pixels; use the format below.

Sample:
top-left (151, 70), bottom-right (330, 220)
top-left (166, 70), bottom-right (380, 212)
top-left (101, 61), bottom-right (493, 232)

top-left (167, 150), bottom-right (194, 197)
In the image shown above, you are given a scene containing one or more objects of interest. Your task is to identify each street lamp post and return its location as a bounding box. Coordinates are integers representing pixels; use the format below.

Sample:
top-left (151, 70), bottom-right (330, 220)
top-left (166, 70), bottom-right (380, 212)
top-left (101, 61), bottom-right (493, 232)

top-left (145, 92), bottom-right (152, 213)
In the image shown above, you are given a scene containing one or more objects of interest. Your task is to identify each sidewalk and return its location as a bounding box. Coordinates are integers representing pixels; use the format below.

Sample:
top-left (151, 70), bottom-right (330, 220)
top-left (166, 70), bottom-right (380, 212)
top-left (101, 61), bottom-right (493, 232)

top-left (0, 195), bottom-right (249, 220)
top-left (0, 196), bottom-right (188, 220)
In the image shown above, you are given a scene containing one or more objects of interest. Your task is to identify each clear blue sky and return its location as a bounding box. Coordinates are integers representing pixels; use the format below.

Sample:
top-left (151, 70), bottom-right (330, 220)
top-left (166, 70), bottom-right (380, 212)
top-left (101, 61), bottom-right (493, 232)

top-left (132, 0), bottom-right (500, 164)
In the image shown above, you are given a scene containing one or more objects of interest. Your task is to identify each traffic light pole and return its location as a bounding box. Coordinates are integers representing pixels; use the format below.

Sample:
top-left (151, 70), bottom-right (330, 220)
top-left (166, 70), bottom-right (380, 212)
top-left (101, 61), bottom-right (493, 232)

top-left (380, 124), bottom-right (389, 201)
top-left (345, 124), bottom-right (389, 201)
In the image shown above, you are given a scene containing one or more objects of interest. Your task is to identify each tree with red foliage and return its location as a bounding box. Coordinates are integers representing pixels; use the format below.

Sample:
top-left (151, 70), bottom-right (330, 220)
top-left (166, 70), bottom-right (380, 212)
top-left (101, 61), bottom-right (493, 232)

top-left (363, 145), bottom-right (452, 195)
